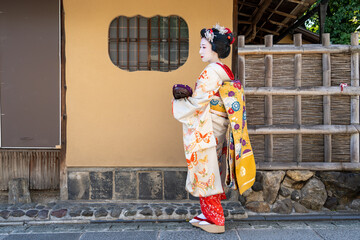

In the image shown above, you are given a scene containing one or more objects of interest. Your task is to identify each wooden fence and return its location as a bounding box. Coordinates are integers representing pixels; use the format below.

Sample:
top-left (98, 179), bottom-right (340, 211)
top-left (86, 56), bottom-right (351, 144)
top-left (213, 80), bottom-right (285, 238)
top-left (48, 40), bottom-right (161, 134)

top-left (238, 33), bottom-right (360, 171)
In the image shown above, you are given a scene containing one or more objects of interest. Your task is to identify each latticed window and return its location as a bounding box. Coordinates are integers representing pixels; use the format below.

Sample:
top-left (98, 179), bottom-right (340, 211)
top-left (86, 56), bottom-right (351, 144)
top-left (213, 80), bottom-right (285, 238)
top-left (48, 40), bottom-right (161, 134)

top-left (108, 15), bottom-right (189, 72)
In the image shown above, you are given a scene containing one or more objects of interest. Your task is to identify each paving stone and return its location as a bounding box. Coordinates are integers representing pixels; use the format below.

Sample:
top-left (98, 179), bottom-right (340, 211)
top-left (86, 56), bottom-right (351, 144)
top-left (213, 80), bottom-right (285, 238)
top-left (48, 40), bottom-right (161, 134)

top-left (138, 172), bottom-right (163, 200)
top-left (90, 171), bottom-right (113, 200)
top-left (80, 231), bottom-right (157, 240)
top-left (165, 208), bottom-right (174, 215)
top-left (21, 203), bottom-right (37, 210)
top-left (110, 207), bottom-right (122, 218)
top-left (51, 209), bottom-right (67, 218)
top-left (82, 223), bottom-right (112, 232)
top-left (4, 233), bottom-right (81, 240)
top-left (159, 229), bottom-right (240, 239)
top-left (237, 228), bottom-right (322, 240)
top-left (38, 210), bottom-right (49, 219)
top-left (140, 208), bottom-right (153, 216)
top-left (175, 208), bottom-right (188, 215)
top-left (0, 210), bottom-right (10, 219)
top-left (226, 202), bottom-right (242, 208)
top-left (10, 210), bottom-right (25, 217)
top-left (313, 228), bottom-right (360, 240)
top-left (230, 208), bottom-right (245, 215)
top-left (25, 209), bottom-right (38, 218)
top-left (81, 210), bottom-right (94, 217)
top-left (68, 172), bottom-right (90, 200)
top-left (114, 170), bottom-right (137, 199)
top-left (183, 203), bottom-right (192, 207)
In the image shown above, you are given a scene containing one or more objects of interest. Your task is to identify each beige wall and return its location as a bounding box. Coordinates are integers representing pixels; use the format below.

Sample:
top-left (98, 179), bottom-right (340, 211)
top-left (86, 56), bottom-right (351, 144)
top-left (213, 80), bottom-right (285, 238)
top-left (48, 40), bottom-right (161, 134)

top-left (64, 0), bottom-right (233, 167)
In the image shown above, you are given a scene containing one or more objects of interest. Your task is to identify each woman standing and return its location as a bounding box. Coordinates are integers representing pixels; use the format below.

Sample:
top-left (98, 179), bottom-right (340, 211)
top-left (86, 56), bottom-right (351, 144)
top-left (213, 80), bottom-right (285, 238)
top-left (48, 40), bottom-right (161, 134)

top-left (172, 24), bottom-right (255, 234)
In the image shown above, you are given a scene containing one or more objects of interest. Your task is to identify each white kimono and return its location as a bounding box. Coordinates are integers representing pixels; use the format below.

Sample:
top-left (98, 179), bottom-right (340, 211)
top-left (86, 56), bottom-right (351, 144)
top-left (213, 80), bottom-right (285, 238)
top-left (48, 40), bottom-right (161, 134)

top-left (173, 62), bottom-right (231, 197)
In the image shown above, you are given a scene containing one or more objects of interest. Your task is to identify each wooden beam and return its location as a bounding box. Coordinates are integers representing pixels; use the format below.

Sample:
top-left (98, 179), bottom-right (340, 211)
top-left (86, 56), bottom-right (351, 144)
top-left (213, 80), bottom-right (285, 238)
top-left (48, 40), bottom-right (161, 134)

top-left (286, 0), bottom-right (310, 7)
top-left (264, 35), bottom-right (273, 162)
top-left (238, 45), bottom-right (360, 55)
top-left (258, 28), bottom-right (280, 36)
top-left (268, 9), bottom-right (297, 19)
top-left (238, 12), bottom-right (252, 18)
top-left (248, 124), bottom-right (360, 135)
top-left (238, 36), bottom-right (245, 86)
top-left (244, 0), bottom-right (273, 39)
top-left (269, 20), bottom-right (288, 28)
top-left (244, 86), bottom-right (360, 96)
top-left (351, 32), bottom-right (360, 163)
top-left (294, 34), bottom-right (302, 163)
top-left (238, 20), bottom-right (252, 25)
top-left (257, 162), bottom-right (360, 171)
top-left (322, 34), bottom-right (331, 163)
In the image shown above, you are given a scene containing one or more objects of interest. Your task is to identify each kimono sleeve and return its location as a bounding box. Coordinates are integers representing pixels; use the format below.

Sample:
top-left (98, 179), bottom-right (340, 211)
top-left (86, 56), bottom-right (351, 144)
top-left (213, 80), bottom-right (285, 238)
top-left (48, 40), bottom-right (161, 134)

top-left (172, 67), bottom-right (222, 123)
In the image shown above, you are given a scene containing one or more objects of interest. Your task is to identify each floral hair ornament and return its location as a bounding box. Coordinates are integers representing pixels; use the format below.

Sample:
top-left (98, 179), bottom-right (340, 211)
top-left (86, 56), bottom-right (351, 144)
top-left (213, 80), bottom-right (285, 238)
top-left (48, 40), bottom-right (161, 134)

top-left (213, 23), bottom-right (228, 35)
top-left (204, 29), bottom-right (214, 42)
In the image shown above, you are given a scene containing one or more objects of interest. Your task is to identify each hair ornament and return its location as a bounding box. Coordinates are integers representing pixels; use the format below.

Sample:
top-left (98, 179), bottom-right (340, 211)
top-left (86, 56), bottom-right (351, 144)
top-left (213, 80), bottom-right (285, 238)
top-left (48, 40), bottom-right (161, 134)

top-left (204, 29), bottom-right (215, 42)
top-left (213, 23), bottom-right (228, 35)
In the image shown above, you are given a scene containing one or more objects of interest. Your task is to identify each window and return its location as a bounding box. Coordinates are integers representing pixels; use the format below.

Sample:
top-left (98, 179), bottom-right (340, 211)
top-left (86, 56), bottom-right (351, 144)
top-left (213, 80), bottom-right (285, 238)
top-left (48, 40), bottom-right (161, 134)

top-left (109, 15), bottom-right (189, 72)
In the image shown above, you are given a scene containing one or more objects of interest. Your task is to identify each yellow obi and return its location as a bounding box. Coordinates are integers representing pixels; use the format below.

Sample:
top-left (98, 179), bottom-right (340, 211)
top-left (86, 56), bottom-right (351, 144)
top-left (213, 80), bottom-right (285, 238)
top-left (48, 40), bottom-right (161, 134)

top-left (210, 95), bottom-right (227, 117)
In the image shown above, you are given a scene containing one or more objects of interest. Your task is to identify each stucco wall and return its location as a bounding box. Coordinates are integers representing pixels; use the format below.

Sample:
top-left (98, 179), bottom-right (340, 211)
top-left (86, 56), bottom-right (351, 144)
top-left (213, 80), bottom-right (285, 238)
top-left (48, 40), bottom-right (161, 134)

top-left (64, 0), bottom-right (233, 167)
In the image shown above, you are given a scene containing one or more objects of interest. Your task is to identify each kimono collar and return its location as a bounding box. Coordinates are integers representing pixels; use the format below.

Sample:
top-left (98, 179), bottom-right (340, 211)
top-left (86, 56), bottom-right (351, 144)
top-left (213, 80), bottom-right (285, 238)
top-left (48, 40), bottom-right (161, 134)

top-left (208, 62), bottom-right (233, 81)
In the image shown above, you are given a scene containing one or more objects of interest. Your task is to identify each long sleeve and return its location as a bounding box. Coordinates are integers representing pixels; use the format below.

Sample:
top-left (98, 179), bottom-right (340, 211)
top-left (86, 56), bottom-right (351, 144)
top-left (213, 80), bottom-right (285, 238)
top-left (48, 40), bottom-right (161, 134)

top-left (172, 64), bottom-right (223, 154)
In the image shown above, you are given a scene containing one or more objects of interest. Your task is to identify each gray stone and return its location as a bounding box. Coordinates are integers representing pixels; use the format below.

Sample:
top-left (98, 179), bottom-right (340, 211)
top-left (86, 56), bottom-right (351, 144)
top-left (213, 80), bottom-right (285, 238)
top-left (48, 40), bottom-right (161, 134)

top-left (324, 196), bottom-right (338, 210)
top-left (67, 172), bottom-right (89, 200)
top-left (140, 208), bottom-right (153, 216)
top-left (21, 203), bottom-right (37, 210)
top-left (237, 229), bottom-right (323, 240)
top-left (0, 210), bottom-right (10, 219)
top-left (282, 176), bottom-right (296, 188)
top-left (245, 201), bottom-right (270, 213)
top-left (114, 170), bottom-right (137, 199)
top-left (230, 207), bottom-right (246, 215)
top-left (165, 207), bottom-right (174, 215)
top-left (25, 210), bottom-right (38, 218)
top-left (349, 199), bottom-right (360, 210)
top-left (51, 209), bottom-right (67, 218)
top-left (164, 171), bottom-right (187, 200)
top-left (291, 190), bottom-right (301, 201)
top-left (239, 194), bottom-right (246, 205)
top-left (175, 208), bottom-right (188, 215)
top-left (123, 209), bottom-right (137, 217)
top-left (286, 170), bottom-right (314, 182)
top-left (3, 233), bottom-right (82, 240)
top-left (272, 199), bottom-right (293, 214)
top-left (223, 209), bottom-right (229, 217)
top-left (90, 171), bottom-right (113, 200)
top-left (69, 208), bottom-right (82, 217)
top-left (189, 209), bottom-right (197, 215)
top-left (38, 210), bottom-right (49, 219)
top-left (81, 232), bottom-right (158, 240)
top-left (279, 186), bottom-right (291, 197)
top-left (110, 207), bottom-right (122, 218)
top-left (81, 210), bottom-right (93, 217)
top-left (138, 172), bottom-right (163, 200)
top-left (293, 202), bottom-right (310, 213)
top-left (262, 171), bottom-right (286, 204)
top-left (154, 208), bottom-right (163, 216)
top-left (94, 207), bottom-right (108, 218)
top-left (8, 178), bottom-right (31, 204)
top-left (10, 210), bottom-right (25, 217)
top-left (35, 205), bottom-right (46, 210)
top-left (252, 181), bottom-right (263, 192)
top-left (317, 171), bottom-right (360, 198)
top-left (300, 178), bottom-right (327, 210)
top-left (245, 190), bottom-right (264, 203)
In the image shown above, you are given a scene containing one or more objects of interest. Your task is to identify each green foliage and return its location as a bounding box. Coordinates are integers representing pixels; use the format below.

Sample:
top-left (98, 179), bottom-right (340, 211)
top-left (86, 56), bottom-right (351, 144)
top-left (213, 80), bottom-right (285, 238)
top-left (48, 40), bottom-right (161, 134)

top-left (305, 0), bottom-right (360, 44)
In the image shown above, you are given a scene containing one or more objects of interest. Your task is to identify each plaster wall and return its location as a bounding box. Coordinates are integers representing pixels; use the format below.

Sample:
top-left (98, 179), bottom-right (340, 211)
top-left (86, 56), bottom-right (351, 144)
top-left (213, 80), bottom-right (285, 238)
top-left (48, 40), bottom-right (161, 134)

top-left (64, 0), bottom-right (233, 167)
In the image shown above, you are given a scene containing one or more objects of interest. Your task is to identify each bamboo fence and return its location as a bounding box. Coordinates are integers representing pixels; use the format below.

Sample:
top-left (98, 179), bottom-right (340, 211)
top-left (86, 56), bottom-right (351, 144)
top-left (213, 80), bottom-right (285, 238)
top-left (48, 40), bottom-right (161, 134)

top-left (239, 33), bottom-right (360, 170)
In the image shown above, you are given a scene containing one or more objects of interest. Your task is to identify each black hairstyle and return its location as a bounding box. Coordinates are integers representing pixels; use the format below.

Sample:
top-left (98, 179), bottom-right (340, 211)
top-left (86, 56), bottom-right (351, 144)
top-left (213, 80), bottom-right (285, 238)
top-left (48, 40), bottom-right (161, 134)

top-left (200, 27), bottom-right (234, 59)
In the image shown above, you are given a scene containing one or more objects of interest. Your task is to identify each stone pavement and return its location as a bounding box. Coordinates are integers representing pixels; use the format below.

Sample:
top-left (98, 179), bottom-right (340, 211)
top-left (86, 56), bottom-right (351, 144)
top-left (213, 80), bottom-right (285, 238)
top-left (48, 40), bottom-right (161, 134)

top-left (0, 220), bottom-right (359, 239)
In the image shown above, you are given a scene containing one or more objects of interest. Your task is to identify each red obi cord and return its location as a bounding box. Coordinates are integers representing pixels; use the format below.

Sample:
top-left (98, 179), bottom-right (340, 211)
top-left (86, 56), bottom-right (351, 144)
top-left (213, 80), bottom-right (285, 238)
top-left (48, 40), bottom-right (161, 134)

top-left (199, 193), bottom-right (226, 226)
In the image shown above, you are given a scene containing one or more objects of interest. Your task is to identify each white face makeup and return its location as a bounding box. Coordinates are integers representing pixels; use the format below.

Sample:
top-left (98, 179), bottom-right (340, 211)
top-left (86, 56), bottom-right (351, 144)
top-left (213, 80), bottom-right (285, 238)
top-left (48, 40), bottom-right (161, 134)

top-left (199, 38), bottom-right (219, 63)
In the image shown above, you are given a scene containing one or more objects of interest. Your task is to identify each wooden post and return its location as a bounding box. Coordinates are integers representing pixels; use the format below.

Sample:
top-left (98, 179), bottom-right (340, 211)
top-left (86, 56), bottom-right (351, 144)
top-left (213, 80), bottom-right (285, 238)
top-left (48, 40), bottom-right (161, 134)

top-left (238, 36), bottom-right (246, 86)
top-left (294, 34), bottom-right (302, 163)
top-left (322, 33), bottom-right (332, 162)
top-left (351, 32), bottom-right (360, 163)
top-left (264, 35), bottom-right (273, 162)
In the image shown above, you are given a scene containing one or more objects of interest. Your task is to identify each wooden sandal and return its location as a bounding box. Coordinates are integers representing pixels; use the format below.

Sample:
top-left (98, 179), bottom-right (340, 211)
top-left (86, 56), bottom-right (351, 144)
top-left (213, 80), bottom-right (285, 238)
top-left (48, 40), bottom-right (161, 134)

top-left (189, 216), bottom-right (206, 227)
top-left (198, 221), bottom-right (225, 234)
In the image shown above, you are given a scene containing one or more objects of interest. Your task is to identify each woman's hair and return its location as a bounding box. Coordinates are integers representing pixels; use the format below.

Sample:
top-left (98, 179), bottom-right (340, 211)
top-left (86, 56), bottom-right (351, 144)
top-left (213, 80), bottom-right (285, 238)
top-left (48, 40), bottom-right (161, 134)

top-left (200, 25), bottom-right (234, 59)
